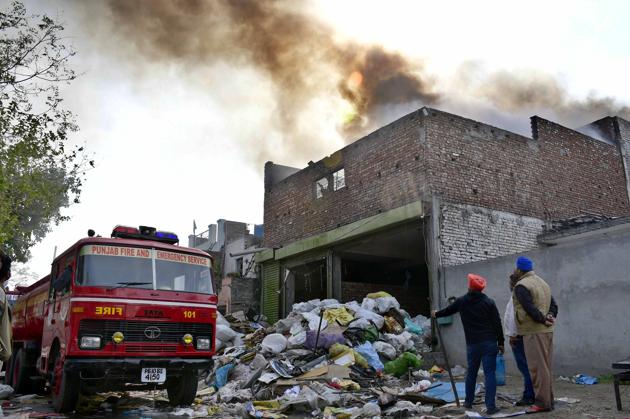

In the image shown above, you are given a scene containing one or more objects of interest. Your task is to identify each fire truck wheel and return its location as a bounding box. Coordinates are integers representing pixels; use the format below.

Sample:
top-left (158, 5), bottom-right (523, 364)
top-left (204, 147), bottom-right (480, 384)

top-left (166, 369), bottom-right (198, 406)
top-left (10, 349), bottom-right (32, 394)
top-left (50, 353), bottom-right (79, 412)
top-left (3, 352), bottom-right (15, 387)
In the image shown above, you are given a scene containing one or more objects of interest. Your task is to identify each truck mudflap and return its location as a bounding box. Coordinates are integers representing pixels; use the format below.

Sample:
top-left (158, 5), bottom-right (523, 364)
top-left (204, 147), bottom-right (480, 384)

top-left (63, 358), bottom-right (212, 391)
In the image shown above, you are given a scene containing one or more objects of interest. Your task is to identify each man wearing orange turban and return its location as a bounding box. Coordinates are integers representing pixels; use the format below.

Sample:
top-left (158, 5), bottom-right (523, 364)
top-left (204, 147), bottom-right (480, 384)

top-left (433, 273), bottom-right (504, 415)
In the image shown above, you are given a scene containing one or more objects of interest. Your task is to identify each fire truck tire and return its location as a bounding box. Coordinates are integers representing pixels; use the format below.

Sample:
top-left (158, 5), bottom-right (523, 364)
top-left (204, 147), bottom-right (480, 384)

top-left (10, 349), bottom-right (32, 394)
top-left (3, 352), bottom-right (15, 387)
top-left (166, 369), bottom-right (198, 406)
top-left (50, 354), bottom-right (79, 413)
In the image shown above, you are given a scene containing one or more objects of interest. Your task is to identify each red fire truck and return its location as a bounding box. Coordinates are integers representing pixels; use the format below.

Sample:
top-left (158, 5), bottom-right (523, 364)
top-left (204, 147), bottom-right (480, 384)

top-left (5, 225), bottom-right (217, 412)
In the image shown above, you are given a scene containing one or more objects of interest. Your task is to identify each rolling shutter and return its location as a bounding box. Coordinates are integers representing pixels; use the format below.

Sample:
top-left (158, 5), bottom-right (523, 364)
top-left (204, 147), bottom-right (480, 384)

top-left (261, 261), bottom-right (280, 324)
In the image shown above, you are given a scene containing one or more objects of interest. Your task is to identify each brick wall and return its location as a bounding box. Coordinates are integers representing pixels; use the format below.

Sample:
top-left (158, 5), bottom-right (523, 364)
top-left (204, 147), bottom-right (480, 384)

top-left (264, 107), bottom-right (630, 250)
top-left (424, 110), bottom-right (630, 220)
top-left (614, 117), bottom-right (630, 200)
top-left (532, 117), bottom-right (629, 219)
top-left (264, 110), bottom-right (429, 248)
top-left (439, 203), bottom-right (545, 266)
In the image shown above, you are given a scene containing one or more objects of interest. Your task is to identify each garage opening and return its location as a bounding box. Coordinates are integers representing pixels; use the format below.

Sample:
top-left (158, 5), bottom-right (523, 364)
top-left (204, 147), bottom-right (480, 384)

top-left (335, 220), bottom-right (430, 316)
top-left (282, 257), bottom-right (327, 315)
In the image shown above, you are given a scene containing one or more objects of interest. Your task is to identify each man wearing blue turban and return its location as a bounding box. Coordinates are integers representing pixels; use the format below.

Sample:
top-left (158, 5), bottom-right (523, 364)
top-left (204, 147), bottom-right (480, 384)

top-left (512, 256), bottom-right (558, 413)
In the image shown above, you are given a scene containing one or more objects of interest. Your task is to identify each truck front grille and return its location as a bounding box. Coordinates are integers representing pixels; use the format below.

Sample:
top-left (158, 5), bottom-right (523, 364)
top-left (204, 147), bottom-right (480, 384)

top-left (125, 344), bottom-right (178, 353)
top-left (79, 319), bottom-right (213, 343)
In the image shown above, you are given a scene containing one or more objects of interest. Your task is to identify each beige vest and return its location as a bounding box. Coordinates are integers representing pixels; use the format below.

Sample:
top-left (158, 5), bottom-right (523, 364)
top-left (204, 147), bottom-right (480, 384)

top-left (512, 271), bottom-right (553, 335)
top-left (0, 288), bottom-right (12, 362)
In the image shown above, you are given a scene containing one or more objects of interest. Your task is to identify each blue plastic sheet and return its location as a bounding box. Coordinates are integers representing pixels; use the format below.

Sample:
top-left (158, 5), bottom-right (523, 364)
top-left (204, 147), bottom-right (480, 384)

top-left (574, 374), bottom-right (599, 385)
top-left (354, 342), bottom-right (384, 371)
top-left (496, 354), bottom-right (506, 386)
top-left (425, 381), bottom-right (481, 402)
top-left (213, 363), bottom-right (234, 388)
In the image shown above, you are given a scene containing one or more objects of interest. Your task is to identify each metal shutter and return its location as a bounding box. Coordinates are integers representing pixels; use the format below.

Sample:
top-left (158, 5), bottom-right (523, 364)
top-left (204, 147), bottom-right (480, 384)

top-left (261, 261), bottom-right (280, 324)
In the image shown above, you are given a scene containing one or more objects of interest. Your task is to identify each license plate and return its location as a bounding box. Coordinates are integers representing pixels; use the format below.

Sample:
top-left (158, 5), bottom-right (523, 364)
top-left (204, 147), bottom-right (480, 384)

top-left (141, 368), bottom-right (166, 383)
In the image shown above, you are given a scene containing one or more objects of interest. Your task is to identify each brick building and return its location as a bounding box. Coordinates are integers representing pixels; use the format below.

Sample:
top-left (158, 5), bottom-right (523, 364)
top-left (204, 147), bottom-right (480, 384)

top-left (256, 107), bottom-right (630, 322)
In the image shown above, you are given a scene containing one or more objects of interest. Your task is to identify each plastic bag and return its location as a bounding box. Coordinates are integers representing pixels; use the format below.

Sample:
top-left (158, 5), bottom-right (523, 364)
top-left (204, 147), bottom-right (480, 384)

top-left (0, 384), bottom-right (13, 400)
top-left (366, 291), bottom-right (392, 299)
top-left (216, 312), bottom-right (231, 327)
top-left (360, 297), bottom-right (377, 312)
top-left (574, 374), bottom-right (599, 385)
top-left (355, 309), bottom-right (385, 330)
top-left (323, 307), bottom-right (354, 326)
top-left (374, 297), bottom-right (400, 314)
top-left (288, 331), bottom-right (307, 348)
top-left (347, 318), bottom-right (371, 330)
top-left (320, 298), bottom-right (342, 308)
top-left (355, 402), bottom-right (381, 418)
top-left (329, 343), bottom-right (369, 368)
top-left (404, 317), bottom-right (423, 335)
top-left (292, 300), bottom-right (318, 313)
top-left (496, 354), bottom-right (506, 386)
top-left (302, 311), bottom-right (328, 331)
top-left (216, 324), bottom-right (239, 342)
top-left (384, 316), bottom-right (404, 334)
top-left (213, 363), bottom-right (234, 388)
top-left (373, 341), bottom-right (397, 360)
top-left (261, 333), bottom-right (288, 354)
top-left (305, 328), bottom-right (345, 350)
top-left (354, 342), bottom-right (384, 372)
top-left (384, 352), bottom-right (422, 377)
top-left (384, 331), bottom-right (414, 353)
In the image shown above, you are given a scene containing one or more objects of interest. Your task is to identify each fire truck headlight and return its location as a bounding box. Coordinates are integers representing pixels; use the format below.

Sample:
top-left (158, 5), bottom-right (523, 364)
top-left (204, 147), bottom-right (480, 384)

top-left (182, 334), bottom-right (194, 345)
top-left (112, 331), bottom-right (125, 344)
top-left (196, 338), bottom-right (210, 350)
top-left (80, 336), bottom-right (101, 349)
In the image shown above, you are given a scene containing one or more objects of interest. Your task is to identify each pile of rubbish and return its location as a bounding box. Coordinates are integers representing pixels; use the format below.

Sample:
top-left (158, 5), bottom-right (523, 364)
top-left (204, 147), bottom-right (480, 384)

top-left (202, 292), bottom-right (450, 418)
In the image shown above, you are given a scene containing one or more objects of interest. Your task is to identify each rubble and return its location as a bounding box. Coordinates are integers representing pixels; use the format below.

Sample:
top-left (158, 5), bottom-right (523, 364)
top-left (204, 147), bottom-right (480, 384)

top-left (201, 292), bottom-right (444, 417)
top-left (0, 292), bottom-right (489, 418)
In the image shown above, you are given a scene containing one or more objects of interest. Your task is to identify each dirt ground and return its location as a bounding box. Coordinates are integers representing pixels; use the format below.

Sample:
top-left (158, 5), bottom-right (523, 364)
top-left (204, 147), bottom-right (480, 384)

top-left (432, 374), bottom-right (630, 419)
top-left (2, 374), bottom-right (630, 418)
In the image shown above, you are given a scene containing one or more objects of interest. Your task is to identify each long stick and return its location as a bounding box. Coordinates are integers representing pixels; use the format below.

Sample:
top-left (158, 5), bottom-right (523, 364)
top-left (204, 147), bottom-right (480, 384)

top-left (313, 308), bottom-right (324, 353)
top-left (435, 319), bottom-right (460, 407)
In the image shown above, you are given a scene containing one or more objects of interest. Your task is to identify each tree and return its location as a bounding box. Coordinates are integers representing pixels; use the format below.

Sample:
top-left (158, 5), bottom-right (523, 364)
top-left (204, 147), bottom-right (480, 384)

top-left (7, 262), bottom-right (38, 289)
top-left (0, 1), bottom-right (90, 262)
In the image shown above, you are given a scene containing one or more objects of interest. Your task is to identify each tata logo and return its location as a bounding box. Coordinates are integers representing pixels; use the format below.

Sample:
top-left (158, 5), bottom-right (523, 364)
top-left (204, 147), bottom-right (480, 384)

top-left (142, 309), bottom-right (164, 318)
top-left (144, 326), bottom-right (161, 339)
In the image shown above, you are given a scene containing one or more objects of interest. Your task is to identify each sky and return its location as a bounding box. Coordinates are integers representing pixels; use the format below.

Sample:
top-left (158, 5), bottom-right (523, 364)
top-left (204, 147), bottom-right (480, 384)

top-left (17, 0), bottom-right (630, 281)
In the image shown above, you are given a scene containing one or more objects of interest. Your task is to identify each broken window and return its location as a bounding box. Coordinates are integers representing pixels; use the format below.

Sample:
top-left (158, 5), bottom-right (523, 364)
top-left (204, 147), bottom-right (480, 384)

top-left (315, 177), bottom-right (328, 198)
top-left (236, 258), bottom-right (243, 276)
top-left (333, 168), bottom-right (345, 191)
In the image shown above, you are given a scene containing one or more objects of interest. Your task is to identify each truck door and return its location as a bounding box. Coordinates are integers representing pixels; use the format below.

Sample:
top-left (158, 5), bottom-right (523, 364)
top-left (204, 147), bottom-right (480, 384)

top-left (41, 254), bottom-right (75, 371)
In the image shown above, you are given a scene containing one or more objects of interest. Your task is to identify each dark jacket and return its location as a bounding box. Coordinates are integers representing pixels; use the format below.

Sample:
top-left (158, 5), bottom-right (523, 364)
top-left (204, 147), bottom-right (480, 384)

top-left (514, 285), bottom-right (559, 324)
top-left (436, 291), bottom-right (504, 346)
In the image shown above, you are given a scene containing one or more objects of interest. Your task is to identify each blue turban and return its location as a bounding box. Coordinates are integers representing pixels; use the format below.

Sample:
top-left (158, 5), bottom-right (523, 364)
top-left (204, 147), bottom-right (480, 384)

top-left (516, 256), bottom-right (533, 272)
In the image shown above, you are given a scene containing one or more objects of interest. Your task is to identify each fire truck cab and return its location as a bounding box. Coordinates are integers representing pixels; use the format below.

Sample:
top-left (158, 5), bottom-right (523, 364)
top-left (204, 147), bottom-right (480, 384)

top-left (6, 225), bottom-right (217, 412)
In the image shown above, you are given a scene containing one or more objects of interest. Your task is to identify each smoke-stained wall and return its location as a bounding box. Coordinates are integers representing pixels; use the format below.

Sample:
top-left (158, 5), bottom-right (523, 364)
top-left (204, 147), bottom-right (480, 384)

top-left (264, 107), bottom-right (630, 249)
top-left (425, 109), bottom-right (630, 220)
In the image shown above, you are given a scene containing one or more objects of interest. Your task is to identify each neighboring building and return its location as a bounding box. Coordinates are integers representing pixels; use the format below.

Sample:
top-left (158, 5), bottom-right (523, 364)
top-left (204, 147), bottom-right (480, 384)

top-left (256, 107), bottom-right (630, 330)
top-left (441, 215), bottom-right (630, 374)
top-left (190, 219), bottom-right (263, 314)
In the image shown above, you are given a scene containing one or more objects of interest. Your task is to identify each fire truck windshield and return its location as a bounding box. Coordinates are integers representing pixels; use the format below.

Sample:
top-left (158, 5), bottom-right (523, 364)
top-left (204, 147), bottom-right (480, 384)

top-left (77, 245), bottom-right (213, 294)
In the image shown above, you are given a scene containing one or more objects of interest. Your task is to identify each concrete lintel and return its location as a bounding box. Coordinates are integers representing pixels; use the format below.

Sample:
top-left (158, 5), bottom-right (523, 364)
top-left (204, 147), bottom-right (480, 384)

top-left (255, 248), bottom-right (275, 263)
top-left (273, 201), bottom-right (424, 261)
top-left (539, 217), bottom-right (630, 245)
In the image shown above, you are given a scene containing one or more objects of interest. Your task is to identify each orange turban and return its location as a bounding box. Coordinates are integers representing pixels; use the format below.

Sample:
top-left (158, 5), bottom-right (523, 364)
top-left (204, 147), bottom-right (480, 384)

top-left (467, 273), bottom-right (487, 291)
